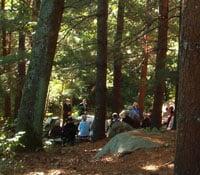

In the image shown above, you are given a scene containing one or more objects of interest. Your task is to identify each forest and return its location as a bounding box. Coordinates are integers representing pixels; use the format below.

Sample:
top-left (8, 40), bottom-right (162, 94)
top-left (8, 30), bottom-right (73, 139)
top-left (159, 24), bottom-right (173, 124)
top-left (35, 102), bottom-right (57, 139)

top-left (0, 0), bottom-right (200, 175)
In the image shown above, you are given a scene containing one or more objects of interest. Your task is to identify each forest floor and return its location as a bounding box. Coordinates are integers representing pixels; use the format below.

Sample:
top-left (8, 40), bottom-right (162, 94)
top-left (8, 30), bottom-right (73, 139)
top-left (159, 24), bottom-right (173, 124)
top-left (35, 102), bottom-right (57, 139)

top-left (15, 130), bottom-right (175, 175)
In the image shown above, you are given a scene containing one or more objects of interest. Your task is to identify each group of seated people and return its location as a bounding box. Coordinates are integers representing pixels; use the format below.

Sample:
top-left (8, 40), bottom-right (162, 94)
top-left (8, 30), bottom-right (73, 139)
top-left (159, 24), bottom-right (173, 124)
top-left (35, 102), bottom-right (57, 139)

top-left (49, 115), bottom-right (91, 145)
top-left (49, 102), bottom-right (175, 145)
top-left (110, 102), bottom-right (175, 130)
top-left (111, 102), bottom-right (148, 129)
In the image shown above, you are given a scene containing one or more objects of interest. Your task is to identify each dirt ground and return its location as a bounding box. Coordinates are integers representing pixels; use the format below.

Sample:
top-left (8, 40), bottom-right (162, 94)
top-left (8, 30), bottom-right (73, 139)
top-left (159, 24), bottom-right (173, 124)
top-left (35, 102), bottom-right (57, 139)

top-left (15, 130), bottom-right (176, 175)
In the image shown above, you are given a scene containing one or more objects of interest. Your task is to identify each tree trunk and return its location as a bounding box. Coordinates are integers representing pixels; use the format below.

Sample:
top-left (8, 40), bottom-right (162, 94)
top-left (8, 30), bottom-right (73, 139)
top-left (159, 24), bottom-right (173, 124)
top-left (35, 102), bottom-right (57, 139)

top-left (1, 0), bottom-right (12, 118)
top-left (112, 0), bottom-right (125, 114)
top-left (14, 31), bottom-right (26, 118)
top-left (151, 0), bottom-right (169, 129)
top-left (173, 1), bottom-right (182, 131)
top-left (17, 0), bottom-right (64, 150)
top-left (93, 0), bottom-right (108, 140)
top-left (174, 1), bottom-right (200, 174)
top-left (138, 0), bottom-right (153, 114)
top-left (2, 31), bottom-right (12, 118)
top-left (29, 0), bottom-right (41, 47)
top-left (138, 43), bottom-right (148, 114)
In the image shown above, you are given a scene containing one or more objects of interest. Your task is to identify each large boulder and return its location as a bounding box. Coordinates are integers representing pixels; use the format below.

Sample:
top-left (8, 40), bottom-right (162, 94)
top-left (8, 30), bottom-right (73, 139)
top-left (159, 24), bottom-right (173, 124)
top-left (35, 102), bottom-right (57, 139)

top-left (95, 131), bottom-right (161, 159)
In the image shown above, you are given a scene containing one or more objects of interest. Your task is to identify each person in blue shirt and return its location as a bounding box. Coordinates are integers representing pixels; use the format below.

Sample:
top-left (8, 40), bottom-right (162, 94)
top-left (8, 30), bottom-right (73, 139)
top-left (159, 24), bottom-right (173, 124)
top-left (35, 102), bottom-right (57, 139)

top-left (127, 102), bottom-right (142, 128)
top-left (78, 115), bottom-right (90, 138)
top-left (129, 102), bottom-right (140, 120)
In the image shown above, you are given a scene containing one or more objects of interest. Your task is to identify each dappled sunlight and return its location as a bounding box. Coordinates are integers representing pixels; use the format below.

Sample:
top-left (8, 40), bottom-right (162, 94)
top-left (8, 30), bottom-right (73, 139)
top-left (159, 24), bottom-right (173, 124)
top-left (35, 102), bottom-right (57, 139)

top-left (101, 156), bottom-right (116, 163)
top-left (139, 135), bottom-right (165, 144)
top-left (141, 161), bottom-right (174, 172)
top-left (25, 172), bottom-right (44, 175)
top-left (118, 144), bottom-right (126, 153)
top-left (84, 148), bottom-right (101, 153)
top-left (168, 163), bottom-right (174, 169)
top-left (23, 169), bottom-right (67, 175)
top-left (142, 164), bottom-right (159, 171)
top-left (129, 130), bottom-right (174, 145)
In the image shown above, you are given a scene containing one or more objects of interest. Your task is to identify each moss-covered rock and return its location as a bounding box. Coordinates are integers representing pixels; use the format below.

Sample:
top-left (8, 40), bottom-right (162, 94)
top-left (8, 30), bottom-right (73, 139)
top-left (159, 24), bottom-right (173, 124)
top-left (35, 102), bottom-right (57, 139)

top-left (95, 131), bottom-right (161, 159)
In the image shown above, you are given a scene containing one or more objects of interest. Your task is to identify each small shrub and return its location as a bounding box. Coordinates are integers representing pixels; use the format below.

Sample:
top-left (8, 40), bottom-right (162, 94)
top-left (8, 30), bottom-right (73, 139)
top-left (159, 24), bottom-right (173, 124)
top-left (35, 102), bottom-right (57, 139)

top-left (0, 131), bottom-right (25, 174)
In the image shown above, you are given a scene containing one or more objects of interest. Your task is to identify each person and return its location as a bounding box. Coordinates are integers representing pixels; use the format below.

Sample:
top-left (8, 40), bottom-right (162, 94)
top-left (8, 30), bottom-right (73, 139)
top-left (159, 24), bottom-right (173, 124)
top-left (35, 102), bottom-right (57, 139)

top-left (62, 117), bottom-right (77, 145)
top-left (110, 112), bottom-right (120, 127)
top-left (63, 98), bottom-right (72, 123)
top-left (162, 107), bottom-right (169, 125)
top-left (48, 120), bottom-right (62, 138)
top-left (78, 99), bottom-right (88, 116)
top-left (128, 102), bottom-right (142, 128)
top-left (119, 110), bottom-right (139, 128)
top-left (129, 102), bottom-right (142, 120)
top-left (167, 106), bottom-right (175, 130)
top-left (78, 115), bottom-right (90, 139)
top-left (141, 109), bottom-right (152, 128)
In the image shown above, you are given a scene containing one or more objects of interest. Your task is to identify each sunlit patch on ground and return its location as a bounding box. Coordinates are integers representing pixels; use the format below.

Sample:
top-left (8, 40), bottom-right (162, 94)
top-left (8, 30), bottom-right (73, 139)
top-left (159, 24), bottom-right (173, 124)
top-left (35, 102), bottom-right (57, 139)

top-left (24, 169), bottom-right (67, 175)
top-left (101, 156), bottom-right (115, 162)
top-left (142, 164), bottom-right (160, 171)
top-left (167, 162), bottom-right (174, 169)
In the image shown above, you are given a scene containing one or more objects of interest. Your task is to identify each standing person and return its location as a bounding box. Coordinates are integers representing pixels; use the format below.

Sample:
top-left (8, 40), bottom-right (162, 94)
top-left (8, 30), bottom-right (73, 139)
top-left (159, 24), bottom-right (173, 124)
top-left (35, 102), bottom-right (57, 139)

top-left (78, 99), bottom-right (88, 116)
top-left (167, 106), bottom-right (175, 130)
top-left (62, 117), bottom-right (77, 145)
top-left (63, 98), bottom-right (72, 123)
top-left (162, 107), bottom-right (169, 125)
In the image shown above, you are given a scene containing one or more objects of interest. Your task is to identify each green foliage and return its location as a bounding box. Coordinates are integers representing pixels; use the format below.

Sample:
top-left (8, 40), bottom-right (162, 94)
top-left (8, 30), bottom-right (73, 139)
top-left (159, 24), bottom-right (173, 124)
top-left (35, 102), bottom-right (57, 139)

top-left (0, 0), bottom-right (179, 118)
top-left (0, 52), bottom-right (30, 65)
top-left (0, 118), bottom-right (24, 174)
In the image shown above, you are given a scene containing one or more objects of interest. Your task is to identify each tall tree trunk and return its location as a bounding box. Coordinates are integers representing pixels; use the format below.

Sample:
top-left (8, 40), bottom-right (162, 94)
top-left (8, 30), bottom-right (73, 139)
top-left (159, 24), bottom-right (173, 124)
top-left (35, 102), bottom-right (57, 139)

top-left (17, 0), bottom-right (64, 150)
top-left (14, 31), bottom-right (26, 118)
top-left (138, 0), bottom-right (152, 114)
top-left (4, 33), bottom-right (12, 118)
top-left (112, 0), bottom-right (125, 114)
top-left (1, 0), bottom-right (12, 118)
top-left (138, 41), bottom-right (148, 114)
top-left (151, 0), bottom-right (169, 129)
top-left (29, 0), bottom-right (41, 47)
top-left (92, 0), bottom-right (108, 140)
top-left (173, 1), bottom-right (182, 130)
top-left (174, 1), bottom-right (200, 174)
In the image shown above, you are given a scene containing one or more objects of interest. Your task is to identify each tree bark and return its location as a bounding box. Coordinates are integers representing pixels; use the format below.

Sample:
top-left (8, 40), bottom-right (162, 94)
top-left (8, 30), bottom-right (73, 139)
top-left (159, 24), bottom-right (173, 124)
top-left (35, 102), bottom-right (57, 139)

top-left (14, 31), bottom-right (26, 118)
top-left (138, 41), bottom-right (148, 114)
top-left (174, 1), bottom-right (200, 174)
top-left (151, 0), bottom-right (169, 129)
top-left (17, 0), bottom-right (64, 150)
top-left (112, 0), bottom-right (125, 114)
top-left (1, 0), bottom-right (12, 118)
top-left (93, 0), bottom-right (108, 140)
top-left (138, 0), bottom-right (153, 114)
